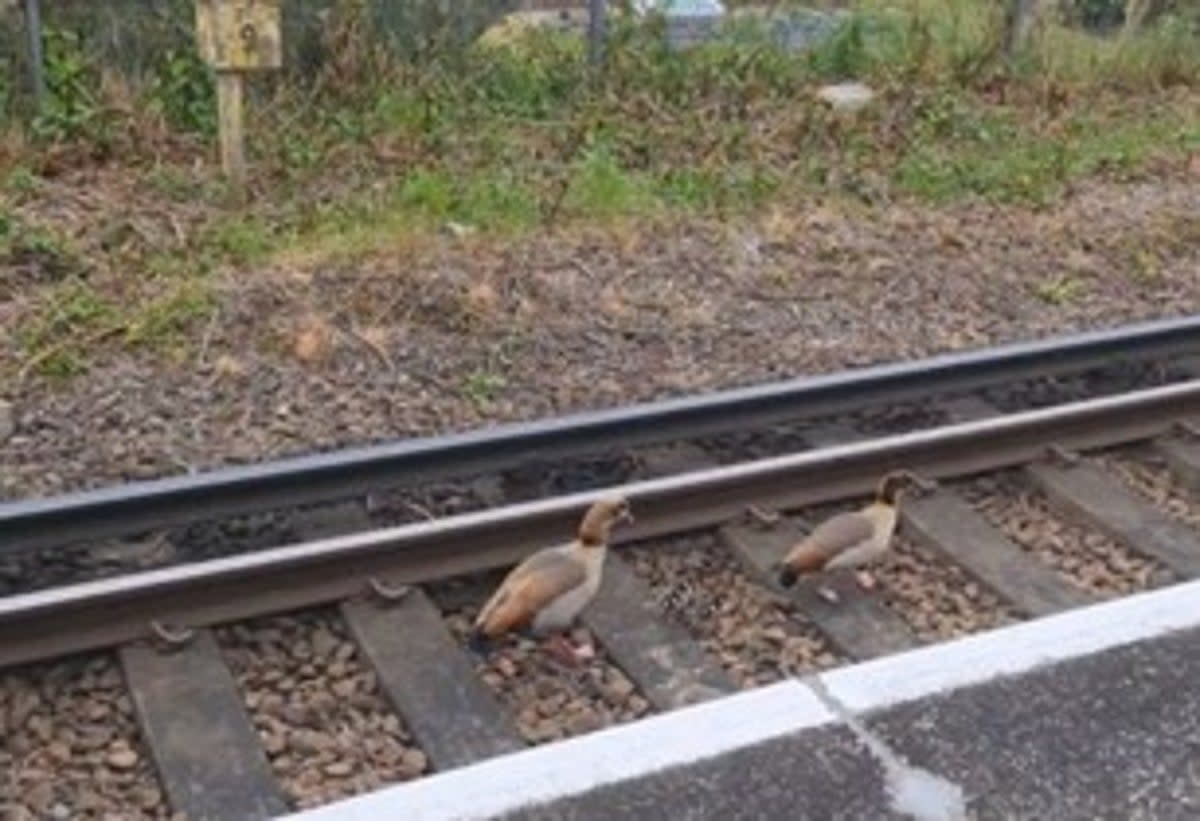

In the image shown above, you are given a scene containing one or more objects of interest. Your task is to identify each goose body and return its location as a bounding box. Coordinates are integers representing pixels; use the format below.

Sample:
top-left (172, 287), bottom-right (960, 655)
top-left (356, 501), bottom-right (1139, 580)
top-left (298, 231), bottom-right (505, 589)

top-left (475, 541), bottom-right (606, 639)
top-left (470, 496), bottom-right (632, 663)
top-left (778, 472), bottom-right (913, 590)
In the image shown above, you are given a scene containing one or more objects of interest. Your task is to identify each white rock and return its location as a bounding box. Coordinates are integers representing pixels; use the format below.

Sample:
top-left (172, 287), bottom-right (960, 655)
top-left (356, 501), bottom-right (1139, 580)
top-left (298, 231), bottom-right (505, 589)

top-left (634, 0), bottom-right (725, 17)
top-left (816, 82), bottom-right (876, 112)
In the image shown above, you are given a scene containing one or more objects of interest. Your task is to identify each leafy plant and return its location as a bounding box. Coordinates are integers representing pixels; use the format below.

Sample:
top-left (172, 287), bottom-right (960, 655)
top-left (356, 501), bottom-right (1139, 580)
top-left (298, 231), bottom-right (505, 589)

top-left (150, 48), bottom-right (216, 135)
top-left (31, 28), bottom-right (106, 142)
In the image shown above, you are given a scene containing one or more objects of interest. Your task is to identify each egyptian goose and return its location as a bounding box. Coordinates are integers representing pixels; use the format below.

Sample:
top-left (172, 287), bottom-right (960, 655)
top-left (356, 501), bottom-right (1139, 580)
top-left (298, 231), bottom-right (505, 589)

top-left (776, 471), bottom-right (914, 597)
top-left (470, 495), bottom-right (633, 665)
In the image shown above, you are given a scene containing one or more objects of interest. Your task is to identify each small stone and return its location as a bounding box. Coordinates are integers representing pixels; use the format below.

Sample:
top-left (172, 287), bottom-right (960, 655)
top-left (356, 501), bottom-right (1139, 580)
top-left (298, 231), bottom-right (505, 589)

top-left (331, 679), bottom-right (356, 699)
top-left (106, 745), bottom-right (139, 770)
top-left (50, 804), bottom-right (71, 821)
top-left (11, 689), bottom-right (40, 725)
top-left (77, 726), bottom-right (115, 750)
top-left (761, 625), bottom-right (788, 643)
top-left (293, 317), bottom-right (333, 365)
top-left (26, 782), bottom-right (54, 811)
top-left (308, 692), bottom-right (337, 713)
top-left (290, 730), bottom-right (319, 754)
top-left (527, 719), bottom-right (559, 743)
top-left (7, 806), bottom-right (33, 821)
top-left (134, 786), bottom-right (163, 810)
top-left (84, 700), bottom-right (111, 720)
top-left (262, 732), bottom-right (287, 756)
top-left (565, 711), bottom-right (602, 735)
top-left (47, 741), bottom-right (72, 763)
top-left (323, 760), bottom-right (354, 777)
top-left (311, 629), bottom-right (339, 658)
top-left (27, 714), bottom-right (53, 742)
top-left (76, 789), bottom-right (106, 811)
top-left (281, 705), bottom-right (310, 725)
top-left (349, 692), bottom-right (377, 711)
top-left (518, 706), bottom-right (540, 728)
top-left (400, 749), bottom-right (428, 774)
top-left (600, 677), bottom-right (636, 703)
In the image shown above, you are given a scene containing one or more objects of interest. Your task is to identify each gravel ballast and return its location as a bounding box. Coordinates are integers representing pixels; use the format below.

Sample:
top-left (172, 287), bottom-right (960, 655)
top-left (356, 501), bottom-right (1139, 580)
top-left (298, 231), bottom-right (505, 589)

top-left (1095, 447), bottom-right (1200, 533)
top-left (0, 655), bottom-right (171, 820)
top-left (3, 180), bottom-right (1199, 504)
top-left (957, 471), bottom-right (1168, 597)
top-left (217, 611), bottom-right (427, 810)
top-left (871, 535), bottom-right (1019, 642)
top-left (441, 584), bottom-right (651, 746)
top-left (628, 533), bottom-right (841, 687)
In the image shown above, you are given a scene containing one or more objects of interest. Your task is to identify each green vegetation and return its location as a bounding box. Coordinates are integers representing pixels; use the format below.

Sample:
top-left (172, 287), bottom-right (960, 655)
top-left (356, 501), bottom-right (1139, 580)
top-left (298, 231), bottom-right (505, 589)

top-left (1, 0), bottom-right (1198, 380)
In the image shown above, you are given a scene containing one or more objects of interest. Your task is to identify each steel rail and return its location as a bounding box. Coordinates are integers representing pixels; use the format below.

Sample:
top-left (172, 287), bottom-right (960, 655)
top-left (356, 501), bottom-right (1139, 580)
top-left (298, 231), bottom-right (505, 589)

top-left (3, 378), bottom-right (1199, 668)
top-left (4, 315), bottom-right (1200, 553)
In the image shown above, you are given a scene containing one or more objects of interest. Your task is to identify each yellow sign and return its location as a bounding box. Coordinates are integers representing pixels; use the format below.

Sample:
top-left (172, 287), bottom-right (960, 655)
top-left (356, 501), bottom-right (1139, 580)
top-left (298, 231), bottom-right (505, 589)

top-left (195, 0), bottom-right (282, 71)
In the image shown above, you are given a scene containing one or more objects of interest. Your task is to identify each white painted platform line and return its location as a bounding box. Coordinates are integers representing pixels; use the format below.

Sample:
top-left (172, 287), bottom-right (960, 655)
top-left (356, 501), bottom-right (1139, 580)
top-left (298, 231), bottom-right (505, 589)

top-left (281, 577), bottom-right (1200, 821)
top-left (282, 680), bottom-right (835, 821)
top-left (817, 576), bottom-right (1200, 714)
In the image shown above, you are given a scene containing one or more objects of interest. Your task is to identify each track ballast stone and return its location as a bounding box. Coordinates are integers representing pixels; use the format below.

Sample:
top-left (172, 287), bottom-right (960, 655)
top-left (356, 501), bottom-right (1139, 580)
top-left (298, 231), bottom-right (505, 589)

top-left (217, 611), bottom-right (427, 810)
top-left (958, 471), bottom-right (1168, 597)
top-left (440, 580), bottom-right (651, 746)
top-left (0, 655), bottom-right (171, 820)
top-left (629, 533), bottom-right (842, 686)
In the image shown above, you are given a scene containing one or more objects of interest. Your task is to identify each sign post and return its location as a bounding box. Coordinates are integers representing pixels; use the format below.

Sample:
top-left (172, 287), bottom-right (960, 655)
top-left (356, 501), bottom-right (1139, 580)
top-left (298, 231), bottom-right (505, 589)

top-left (194, 0), bottom-right (282, 186)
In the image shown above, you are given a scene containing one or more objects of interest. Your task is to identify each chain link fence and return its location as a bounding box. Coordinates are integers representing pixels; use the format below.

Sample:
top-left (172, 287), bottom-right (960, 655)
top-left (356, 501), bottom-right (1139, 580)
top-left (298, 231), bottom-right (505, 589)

top-left (2, 1), bottom-right (1195, 122)
top-left (2, 0), bottom-right (535, 117)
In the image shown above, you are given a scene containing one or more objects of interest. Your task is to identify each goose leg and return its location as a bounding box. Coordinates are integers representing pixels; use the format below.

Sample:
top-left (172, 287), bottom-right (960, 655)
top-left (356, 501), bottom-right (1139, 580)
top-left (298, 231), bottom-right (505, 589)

top-left (545, 632), bottom-right (583, 666)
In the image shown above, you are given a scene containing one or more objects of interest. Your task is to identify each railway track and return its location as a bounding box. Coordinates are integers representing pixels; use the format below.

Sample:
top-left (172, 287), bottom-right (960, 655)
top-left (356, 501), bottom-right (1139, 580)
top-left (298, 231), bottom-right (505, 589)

top-left (6, 320), bottom-right (1200, 818)
top-left (3, 315), bottom-right (1200, 596)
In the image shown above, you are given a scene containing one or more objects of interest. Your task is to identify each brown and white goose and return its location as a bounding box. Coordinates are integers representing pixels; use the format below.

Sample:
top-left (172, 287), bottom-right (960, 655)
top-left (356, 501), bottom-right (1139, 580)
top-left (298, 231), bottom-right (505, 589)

top-left (470, 495), bottom-right (633, 665)
top-left (776, 471), bottom-right (914, 596)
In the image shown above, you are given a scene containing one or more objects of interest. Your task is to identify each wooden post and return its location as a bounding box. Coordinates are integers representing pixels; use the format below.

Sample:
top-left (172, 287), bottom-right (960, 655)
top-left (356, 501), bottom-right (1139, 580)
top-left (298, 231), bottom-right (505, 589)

top-left (194, 0), bottom-right (282, 187)
top-left (216, 72), bottom-right (246, 183)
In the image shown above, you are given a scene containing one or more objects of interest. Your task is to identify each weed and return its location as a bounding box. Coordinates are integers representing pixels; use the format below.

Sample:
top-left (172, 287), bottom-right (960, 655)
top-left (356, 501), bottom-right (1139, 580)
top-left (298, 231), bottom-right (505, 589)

top-left (463, 369), bottom-right (507, 405)
top-left (124, 282), bottom-right (216, 349)
top-left (150, 48), bottom-right (216, 136)
top-left (1034, 275), bottom-right (1086, 305)
top-left (205, 218), bottom-right (277, 267)
top-left (565, 144), bottom-right (653, 218)
top-left (2, 223), bottom-right (84, 282)
top-left (2, 0), bottom-right (1198, 381)
top-left (31, 28), bottom-right (108, 143)
top-left (3, 166), bottom-right (39, 196)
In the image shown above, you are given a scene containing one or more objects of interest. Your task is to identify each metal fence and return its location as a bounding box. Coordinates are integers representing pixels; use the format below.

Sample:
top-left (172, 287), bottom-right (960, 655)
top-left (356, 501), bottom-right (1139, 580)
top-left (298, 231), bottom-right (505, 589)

top-left (2, 0), bottom-right (548, 116)
top-left (4, 1), bottom-right (1181, 122)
